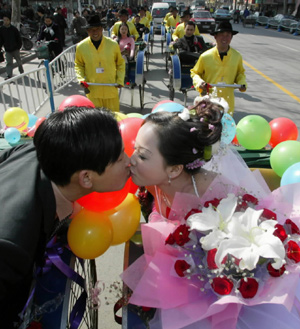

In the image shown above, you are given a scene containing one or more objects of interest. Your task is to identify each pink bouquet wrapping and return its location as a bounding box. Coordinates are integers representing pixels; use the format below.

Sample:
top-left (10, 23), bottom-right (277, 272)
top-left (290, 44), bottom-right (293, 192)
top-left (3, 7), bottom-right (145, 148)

top-left (121, 151), bottom-right (300, 329)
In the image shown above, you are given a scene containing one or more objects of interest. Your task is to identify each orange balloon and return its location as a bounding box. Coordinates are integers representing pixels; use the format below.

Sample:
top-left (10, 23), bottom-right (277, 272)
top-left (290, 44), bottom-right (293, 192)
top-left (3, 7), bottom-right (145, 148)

top-left (67, 209), bottom-right (113, 259)
top-left (105, 193), bottom-right (141, 245)
top-left (77, 179), bottom-right (131, 212)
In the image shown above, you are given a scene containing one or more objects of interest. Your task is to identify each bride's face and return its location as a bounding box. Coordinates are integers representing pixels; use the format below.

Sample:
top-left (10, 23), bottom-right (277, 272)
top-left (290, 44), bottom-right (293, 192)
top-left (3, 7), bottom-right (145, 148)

top-left (130, 122), bottom-right (169, 187)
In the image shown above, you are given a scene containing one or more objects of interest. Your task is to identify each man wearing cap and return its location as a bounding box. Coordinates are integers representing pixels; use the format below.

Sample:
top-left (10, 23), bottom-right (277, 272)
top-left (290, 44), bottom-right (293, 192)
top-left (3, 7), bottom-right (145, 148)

top-left (165, 7), bottom-right (180, 32)
top-left (0, 13), bottom-right (23, 80)
top-left (111, 9), bottom-right (139, 41)
top-left (172, 10), bottom-right (201, 41)
top-left (191, 21), bottom-right (247, 115)
top-left (75, 15), bottom-right (125, 112)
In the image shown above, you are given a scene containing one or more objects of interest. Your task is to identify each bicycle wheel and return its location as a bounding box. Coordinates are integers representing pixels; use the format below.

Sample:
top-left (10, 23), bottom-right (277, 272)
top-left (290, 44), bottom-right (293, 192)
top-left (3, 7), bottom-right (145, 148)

top-left (139, 78), bottom-right (145, 109)
top-left (37, 60), bottom-right (47, 88)
top-left (61, 256), bottom-right (98, 329)
top-left (54, 54), bottom-right (68, 79)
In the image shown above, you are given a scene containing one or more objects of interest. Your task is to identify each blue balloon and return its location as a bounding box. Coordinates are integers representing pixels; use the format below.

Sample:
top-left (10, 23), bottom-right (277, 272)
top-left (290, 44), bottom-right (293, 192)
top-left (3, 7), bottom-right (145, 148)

top-left (152, 102), bottom-right (184, 113)
top-left (28, 114), bottom-right (38, 128)
top-left (142, 113), bottom-right (151, 119)
top-left (280, 162), bottom-right (300, 186)
top-left (221, 113), bottom-right (236, 145)
top-left (4, 127), bottom-right (21, 144)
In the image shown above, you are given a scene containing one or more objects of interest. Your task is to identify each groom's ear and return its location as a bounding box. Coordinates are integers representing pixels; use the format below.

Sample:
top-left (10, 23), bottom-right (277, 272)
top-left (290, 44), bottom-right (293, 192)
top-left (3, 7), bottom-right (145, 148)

top-left (168, 164), bottom-right (184, 179)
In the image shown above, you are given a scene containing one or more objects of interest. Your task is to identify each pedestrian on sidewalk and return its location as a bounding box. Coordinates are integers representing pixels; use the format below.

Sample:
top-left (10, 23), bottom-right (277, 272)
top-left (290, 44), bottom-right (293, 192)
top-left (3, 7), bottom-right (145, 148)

top-left (0, 13), bottom-right (24, 80)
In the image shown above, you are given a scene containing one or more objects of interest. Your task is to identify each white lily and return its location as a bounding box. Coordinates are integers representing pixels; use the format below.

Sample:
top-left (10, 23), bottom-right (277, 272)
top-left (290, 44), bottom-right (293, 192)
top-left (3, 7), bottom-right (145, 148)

top-left (187, 194), bottom-right (238, 250)
top-left (215, 207), bottom-right (286, 271)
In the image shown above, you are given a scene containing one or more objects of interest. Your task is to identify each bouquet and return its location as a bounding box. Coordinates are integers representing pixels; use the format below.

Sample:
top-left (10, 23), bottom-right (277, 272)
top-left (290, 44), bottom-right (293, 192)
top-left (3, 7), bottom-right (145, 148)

top-left (166, 193), bottom-right (300, 300)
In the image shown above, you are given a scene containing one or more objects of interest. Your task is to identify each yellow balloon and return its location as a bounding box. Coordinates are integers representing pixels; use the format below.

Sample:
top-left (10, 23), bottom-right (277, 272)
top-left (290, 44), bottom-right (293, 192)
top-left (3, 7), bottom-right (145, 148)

top-left (67, 209), bottom-right (113, 259)
top-left (106, 193), bottom-right (141, 245)
top-left (3, 107), bottom-right (29, 131)
top-left (115, 112), bottom-right (128, 122)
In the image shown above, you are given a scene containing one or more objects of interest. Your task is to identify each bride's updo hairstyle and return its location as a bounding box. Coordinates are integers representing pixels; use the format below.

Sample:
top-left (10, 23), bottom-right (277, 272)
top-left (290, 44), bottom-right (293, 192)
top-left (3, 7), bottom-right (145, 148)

top-left (144, 98), bottom-right (223, 173)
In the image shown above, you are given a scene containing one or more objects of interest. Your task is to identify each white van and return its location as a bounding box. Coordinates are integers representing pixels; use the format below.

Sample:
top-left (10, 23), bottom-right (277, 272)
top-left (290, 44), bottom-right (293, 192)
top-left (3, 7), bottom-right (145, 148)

top-left (151, 2), bottom-right (170, 32)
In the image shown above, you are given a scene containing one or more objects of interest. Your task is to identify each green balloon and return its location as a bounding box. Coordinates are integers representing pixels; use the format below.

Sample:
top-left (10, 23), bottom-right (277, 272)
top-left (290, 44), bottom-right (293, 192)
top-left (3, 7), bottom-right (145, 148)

top-left (270, 140), bottom-right (300, 177)
top-left (127, 113), bottom-right (143, 118)
top-left (236, 115), bottom-right (271, 150)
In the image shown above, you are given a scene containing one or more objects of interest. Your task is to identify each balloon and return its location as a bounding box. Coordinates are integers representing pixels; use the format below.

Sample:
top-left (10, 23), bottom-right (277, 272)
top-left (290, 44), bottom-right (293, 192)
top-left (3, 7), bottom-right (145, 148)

top-left (35, 117), bottom-right (46, 130)
top-left (58, 95), bottom-right (95, 111)
top-left (270, 141), bottom-right (300, 177)
top-left (152, 102), bottom-right (184, 113)
top-left (269, 117), bottom-right (298, 148)
top-left (27, 126), bottom-right (36, 137)
top-left (231, 134), bottom-right (239, 146)
top-left (67, 209), bottom-right (113, 259)
top-left (77, 178), bottom-right (131, 212)
top-left (119, 117), bottom-right (143, 156)
top-left (152, 100), bottom-right (174, 112)
top-left (115, 112), bottom-right (128, 121)
top-left (28, 114), bottom-right (38, 128)
top-left (221, 113), bottom-right (236, 145)
top-left (236, 115), bottom-right (271, 150)
top-left (3, 107), bottom-right (29, 131)
top-left (127, 112), bottom-right (144, 118)
top-left (281, 162), bottom-right (300, 186)
top-left (4, 127), bottom-right (21, 144)
top-left (129, 177), bottom-right (139, 194)
top-left (105, 193), bottom-right (141, 245)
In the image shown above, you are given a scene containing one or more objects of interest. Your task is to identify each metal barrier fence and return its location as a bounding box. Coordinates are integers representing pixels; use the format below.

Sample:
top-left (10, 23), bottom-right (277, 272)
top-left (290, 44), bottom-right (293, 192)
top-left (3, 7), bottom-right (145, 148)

top-left (0, 45), bottom-right (77, 129)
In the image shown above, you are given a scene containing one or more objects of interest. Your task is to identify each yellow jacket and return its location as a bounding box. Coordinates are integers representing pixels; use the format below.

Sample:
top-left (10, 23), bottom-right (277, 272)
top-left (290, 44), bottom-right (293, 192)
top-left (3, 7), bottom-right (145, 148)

top-left (166, 15), bottom-right (180, 30)
top-left (146, 11), bottom-right (152, 22)
top-left (75, 36), bottom-right (125, 99)
top-left (191, 46), bottom-right (247, 114)
top-left (135, 16), bottom-right (150, 28)
top-left (163, 12), bottom-right (172, 23)
top-left (111, 21), bottom-right (139, 41)
top-left (172, 22), bottom-right (201, 41)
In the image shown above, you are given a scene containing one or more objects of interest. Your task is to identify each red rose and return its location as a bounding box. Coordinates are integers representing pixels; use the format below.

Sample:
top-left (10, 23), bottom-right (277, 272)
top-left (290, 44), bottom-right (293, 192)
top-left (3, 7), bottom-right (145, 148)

top-left (242, 194), bottom-right (258, 205)
top-left (172, 224), bottom-right (190, 246)
top-left (174, 259), bottom-right (191, 277)
top-left (27, 322), bottom-right (42, 329)
top-left (207, 248), bottom-right (228, 269)
top-left (141, 306), bottom-right (152, 312)
top-left (238, 278), bottom-right (259, 298)
top-left (262, 208), bottom-right (277, 220)
top-left (267, 262), bottom-right (286, 277)
top-left (165, 233), bottom-right (175, 245)
top-left (236, 200), bottom-right (247, 211)
top-left (204, 198), bottom-right (221, 208)
top-left (211, 277), bottom-right (233, 295)
top-left (286, 240), bottom-right (300, 263)
top-left (184, 208), bottom-right (202, 220)
top-left (285, 219), bottom-right (300, 235)
top-left (273, 224), bottom-right (287, 242)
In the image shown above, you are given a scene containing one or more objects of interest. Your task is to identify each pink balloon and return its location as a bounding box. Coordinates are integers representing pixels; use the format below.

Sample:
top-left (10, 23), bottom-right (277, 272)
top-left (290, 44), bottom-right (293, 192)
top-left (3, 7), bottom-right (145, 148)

top-left (58, 95), bottom-right (95, 111)
top-left (152, 100), bottom-right (174, 112)
top-left (35, 117), bottom-right (46, 130)
top-left (27, 126), bottom-right (36, 137)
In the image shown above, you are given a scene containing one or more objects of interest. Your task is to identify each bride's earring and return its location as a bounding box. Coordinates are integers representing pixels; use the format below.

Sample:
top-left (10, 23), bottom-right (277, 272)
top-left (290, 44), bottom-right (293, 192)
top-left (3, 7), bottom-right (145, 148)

top-left (168, 176), bottom-right (171, 184)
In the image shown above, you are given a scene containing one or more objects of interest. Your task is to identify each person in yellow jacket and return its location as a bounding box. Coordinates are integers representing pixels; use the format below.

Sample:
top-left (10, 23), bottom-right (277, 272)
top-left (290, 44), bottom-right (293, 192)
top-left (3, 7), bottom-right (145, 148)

top-left (172, 10), bottom-right (201, 41)
top-left (163, 6), bottom-right (174, 24)
top-left (165, 7), bottom-right (180, 32)
top-left (136, 7), bottom-right (150, 29)
top-left (111, 9), bottom-right (139, 41)
top-left (145, 6), bottom-right (152, 23)
top-left (75, 15), bottom-right (125, 112)
top-left (191, 21), bottom-right (247, 116)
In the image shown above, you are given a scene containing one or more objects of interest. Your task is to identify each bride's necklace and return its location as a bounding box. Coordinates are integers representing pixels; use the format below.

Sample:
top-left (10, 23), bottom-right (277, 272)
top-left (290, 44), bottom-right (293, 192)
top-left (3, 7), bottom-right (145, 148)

top-left (160, 175), bottom-right (200, 208)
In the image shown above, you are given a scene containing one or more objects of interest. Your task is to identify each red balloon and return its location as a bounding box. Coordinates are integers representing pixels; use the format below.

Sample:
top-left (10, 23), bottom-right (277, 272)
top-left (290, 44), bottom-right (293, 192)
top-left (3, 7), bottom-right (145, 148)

top-left (152, 100), bottom-right (174, 112)
top-left (231, 134), bottom-right (239, 145)
top-left (269, 118), bottom-right (298, 148)
top-left (35, 117), bottom-right (46, 130)
top-left (58, 95), bottom-right (95, 111)
top-left (77, 179), bottom-right (131, 212)
top-left (119, 117), bottom-right (143, 157)
top-left (128, 177), bottom-right (139, 194)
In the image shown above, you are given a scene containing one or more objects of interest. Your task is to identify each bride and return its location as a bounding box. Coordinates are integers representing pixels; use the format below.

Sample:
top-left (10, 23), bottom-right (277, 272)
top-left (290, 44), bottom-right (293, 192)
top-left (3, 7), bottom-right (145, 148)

top-left (122, 96), bottom-right (300, 329)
